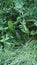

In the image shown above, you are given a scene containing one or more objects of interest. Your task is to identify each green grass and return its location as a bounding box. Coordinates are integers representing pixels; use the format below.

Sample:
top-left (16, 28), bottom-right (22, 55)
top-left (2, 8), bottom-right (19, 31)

top-left (0, 40), bottom-right (37, 65)
top-left (0, 0), bottom-right (37, 65)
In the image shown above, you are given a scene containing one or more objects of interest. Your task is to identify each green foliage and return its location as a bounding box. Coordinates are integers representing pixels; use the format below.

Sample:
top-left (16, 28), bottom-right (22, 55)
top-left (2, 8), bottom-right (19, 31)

top-left (0, 0), bottom-right (37, 65)
top-left (8, 20), bottom-right (15, 33)
top-left (19, 19), bottom-right (30, 34)
top-left (31, 30), bottom-right (37, 35)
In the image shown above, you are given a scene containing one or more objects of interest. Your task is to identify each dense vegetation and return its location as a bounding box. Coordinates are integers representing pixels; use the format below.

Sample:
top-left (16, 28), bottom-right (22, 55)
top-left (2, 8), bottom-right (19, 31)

top-left (0, 0), bottom-right (37, 65)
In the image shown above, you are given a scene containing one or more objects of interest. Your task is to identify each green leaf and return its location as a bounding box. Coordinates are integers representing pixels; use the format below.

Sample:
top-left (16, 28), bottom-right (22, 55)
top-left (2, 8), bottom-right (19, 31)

top-left (31, 30), bottom-right (37, 35)
top-left (8, 21), bottom-right (15, 33)
top-left (15, 0), bottom-right (24, 9)
top-left (34, 22), bottom-right (37, 26)
top-left (20, 20), bottom-right (30, 34)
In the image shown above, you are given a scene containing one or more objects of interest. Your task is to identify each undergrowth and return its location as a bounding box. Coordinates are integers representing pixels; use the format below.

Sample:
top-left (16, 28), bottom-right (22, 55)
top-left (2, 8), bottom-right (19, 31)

top-left (0, 0), bottom-right (37, 65)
